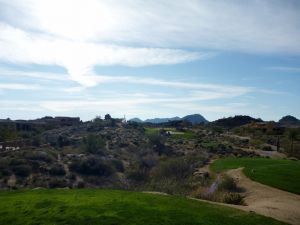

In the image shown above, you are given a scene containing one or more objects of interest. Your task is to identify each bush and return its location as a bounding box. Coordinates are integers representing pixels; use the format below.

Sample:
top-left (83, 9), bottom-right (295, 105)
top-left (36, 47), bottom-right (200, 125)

top-left (82, 134), bottom-right (106, 154)
top-left (13, 165), bottom-right (31, 177)
top-left (151, 158), bottom-right (192, 181)
top-left (48, 178), bottom-right (68, 188)
top-left (24, 151), bottom-right (54, 163)
top-left (222, 192), bottom-right (244, 205)
top-left (218, 175), bottom-right (237, 192)
top-left (9, 158), bottom-right (26, 166)
top-left (77, 181), bottom-right (85, 188)
top-left (126, 170), bottom-right (148, 182)
top-left (49, 164), bottom-right (66, 176)
top-left (111, 159), bottom-right (124, 172)
top-left (149, 158), bottom-right (194, 195)
top-left (69, 157), bottom-right (114, 177)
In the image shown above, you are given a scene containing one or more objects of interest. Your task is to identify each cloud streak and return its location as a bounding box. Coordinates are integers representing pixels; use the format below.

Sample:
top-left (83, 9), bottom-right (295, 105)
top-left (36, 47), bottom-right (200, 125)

top-left (0, 83), bottom-right (41, 90)
top-left (0, 22), bottom-right (210, 87)
top-left (1, 0), bottom-right (300, 54)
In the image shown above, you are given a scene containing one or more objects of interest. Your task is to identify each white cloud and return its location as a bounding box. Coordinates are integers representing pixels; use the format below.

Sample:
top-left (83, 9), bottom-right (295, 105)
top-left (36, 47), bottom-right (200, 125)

top-left (266, 66), bottom-right (300, 73)
top-left (1, 0), bottom-right (300, 53)
top-left (0, 83), bottom-right (40, 90)
top-left (0, 68), bottom-right (68, 81)
top-left (0, 22), bottom-right (209, 87)
top-left (1, 0), bottom-right (299, 87)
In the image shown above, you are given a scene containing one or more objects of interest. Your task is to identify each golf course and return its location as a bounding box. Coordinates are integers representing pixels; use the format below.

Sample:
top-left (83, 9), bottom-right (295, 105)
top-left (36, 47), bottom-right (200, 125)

top-left (0, 189), bottom-right (287, 225)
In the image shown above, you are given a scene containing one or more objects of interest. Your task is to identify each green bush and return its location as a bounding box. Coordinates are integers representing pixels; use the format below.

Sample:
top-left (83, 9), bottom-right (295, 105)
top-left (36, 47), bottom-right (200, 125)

top-left (49, 164), bottom-right (66, 176)
top-left (48, 178), bottom-right (68, 188)
top-left (111, 159), bottom-right (124, 172)
top-left (24, 151), bottom-right (55, 163)
top-left (82, 134), bottom-right (106, 154)
top-left (126, 169), bottom-right (148, 182)
top-left (13, 165), bottom-right (31, 177)
top-left (151, 158), bottom-right (192, 181)
top-left (69, 157), bottom-right (114, 177)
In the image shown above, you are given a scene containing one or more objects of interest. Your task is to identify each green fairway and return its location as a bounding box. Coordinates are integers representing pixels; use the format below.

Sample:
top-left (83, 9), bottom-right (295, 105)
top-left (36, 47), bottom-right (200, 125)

top-left (0, 189), bottom-right (287, 225)
top-left (145, 127), bottom-right (195, 139)
top-left (211, 157), bottom-right (300, 194)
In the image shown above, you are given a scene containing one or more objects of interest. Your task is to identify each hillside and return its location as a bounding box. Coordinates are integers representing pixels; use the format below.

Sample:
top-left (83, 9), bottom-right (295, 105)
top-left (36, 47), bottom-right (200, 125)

top-left (182, 114), bottom-right (208, 124)
top-left (211, 115), bottom-right (263, 128)
top-left (279, 115), bottom-right (300, 127)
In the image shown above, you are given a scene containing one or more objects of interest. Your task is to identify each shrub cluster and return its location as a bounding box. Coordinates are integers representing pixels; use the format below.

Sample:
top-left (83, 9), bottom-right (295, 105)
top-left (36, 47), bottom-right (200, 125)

top-left (69, 157), bottom-right (114, 177)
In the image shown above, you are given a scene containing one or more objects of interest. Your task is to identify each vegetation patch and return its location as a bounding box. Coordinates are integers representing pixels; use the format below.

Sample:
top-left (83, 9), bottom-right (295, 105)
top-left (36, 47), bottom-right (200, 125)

top-left (0, 189), bottom-right (287, 225)
top-left (211, 157), bottom-right (300, 194)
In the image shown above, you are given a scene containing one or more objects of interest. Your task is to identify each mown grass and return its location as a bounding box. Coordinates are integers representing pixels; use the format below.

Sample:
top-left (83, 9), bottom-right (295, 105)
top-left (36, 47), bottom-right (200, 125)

top-left (210, 157), bottom-right (300, 194)
top-left (145, 127), bottom-right (195, 139)
top-left (0, 189), bottom-right (287, 225)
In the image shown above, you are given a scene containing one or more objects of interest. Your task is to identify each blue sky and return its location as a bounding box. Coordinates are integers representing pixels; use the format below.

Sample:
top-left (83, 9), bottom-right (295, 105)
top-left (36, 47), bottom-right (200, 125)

top-left (0, 0), bottom-right (299, 121)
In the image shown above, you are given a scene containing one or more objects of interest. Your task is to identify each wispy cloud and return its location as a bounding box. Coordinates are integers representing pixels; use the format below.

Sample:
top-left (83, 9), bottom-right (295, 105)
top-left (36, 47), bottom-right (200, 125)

top-left (0, 83), bottom-right (41, 90)
top-left (1, 0), bottom-right (300, 87)
top-left (0, 68), bottom-right (68, 81)
top-left (0, 22), bottom-right (209, 87)
top-left (1, 0), bottom-right (299, 53)
top-left (266, 66), bottom-right (300, 73)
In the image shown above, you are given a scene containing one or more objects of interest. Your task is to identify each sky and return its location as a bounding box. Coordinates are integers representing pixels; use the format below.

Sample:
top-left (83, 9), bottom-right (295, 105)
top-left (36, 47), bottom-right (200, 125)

top-left (0, 0), bottom-right (300, 122)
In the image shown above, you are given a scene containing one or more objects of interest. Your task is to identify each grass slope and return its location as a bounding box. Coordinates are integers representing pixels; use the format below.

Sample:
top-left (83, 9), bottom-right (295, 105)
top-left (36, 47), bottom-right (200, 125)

top-left (211, 157), bottom-right (300, 194)
top-left (0, 189), bottom-right (286, 225)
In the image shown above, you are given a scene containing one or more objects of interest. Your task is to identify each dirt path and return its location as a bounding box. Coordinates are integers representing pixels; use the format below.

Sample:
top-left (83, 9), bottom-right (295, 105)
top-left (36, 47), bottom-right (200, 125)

top-left (225, 168), bottom-right (300, 225)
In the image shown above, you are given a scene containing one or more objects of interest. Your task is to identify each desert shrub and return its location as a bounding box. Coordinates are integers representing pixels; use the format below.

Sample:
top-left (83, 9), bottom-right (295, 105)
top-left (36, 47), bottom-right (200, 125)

top-left (222, 192), bottom-right (244, 204)
top-left (111, 159), bottom-right (124, 172)
top-left (77, 181), bottom-right (85, 188)
top-left (197, 190), bottom-right (244, 205)
top-left (0, 169), bottom-right (12, 177)
top-left (49, 164), bottom-right (66, 176)
top-left (126, 169), bottom-right (148, 182)
top-left (30, 161), bottom-right (41, 172)
top-left (149, 177), bottom-right (192, 195)
top-left (148, 134), bottom-right (173, 155)
top-left (13, 165), bottom-right (31, 177)
top-left (48, 178), bottom-right (68, 188)
top-left (139, 157), bottom-right (159, 170)
top-left (9, 158), bottom-right (26, 166)
top-left (69, 157), bottom-right (114, 177)
top-left (24, 151), bottom-right (54, 163)
top-left (56, 135), bottom-right (70, 148)
top-left (32, 136), bottom-right (41, 147)
top-left (249, 138), bottom-right (263, 148)
top-left (218, 175), bottom-right (237, 192)
top-left (0, 158), bottom-right (9, 171)
top-left (148, 158), bottom-right (194, 195)
top-left (151, 158), bottom-right (192, 181)
top-left (82, 134), bottom-right (106, 154)
top-left (67, 173), bottom-right (76, 180)
top-left (262, 145), bottom-right (272, 151)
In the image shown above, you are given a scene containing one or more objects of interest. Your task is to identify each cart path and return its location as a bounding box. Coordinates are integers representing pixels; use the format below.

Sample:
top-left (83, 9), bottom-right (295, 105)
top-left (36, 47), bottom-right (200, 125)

top-left (225, 168), bottom-right (300, 225)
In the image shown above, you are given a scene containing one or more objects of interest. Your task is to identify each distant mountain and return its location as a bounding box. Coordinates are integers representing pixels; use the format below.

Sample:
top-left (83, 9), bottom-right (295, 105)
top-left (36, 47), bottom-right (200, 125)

top-left (144, 117), bottom-right (181, 124)
top-left (278, 115), bottom-right (300, 126)
top-left (128, 114), bottom-right (208, 124)
top-left (212, 115), bottom-right (263, 128)
top-left (128, 117), bottom-right (143, 123)
top-left (182, 114), bottom-right (208, 124)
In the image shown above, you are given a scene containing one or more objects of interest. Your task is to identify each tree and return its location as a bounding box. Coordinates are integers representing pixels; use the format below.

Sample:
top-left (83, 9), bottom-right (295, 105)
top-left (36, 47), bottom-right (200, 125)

top-left (288, 129), bottom-right (298, 153)
top-left (104, 114), bottom-right (112, 120)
